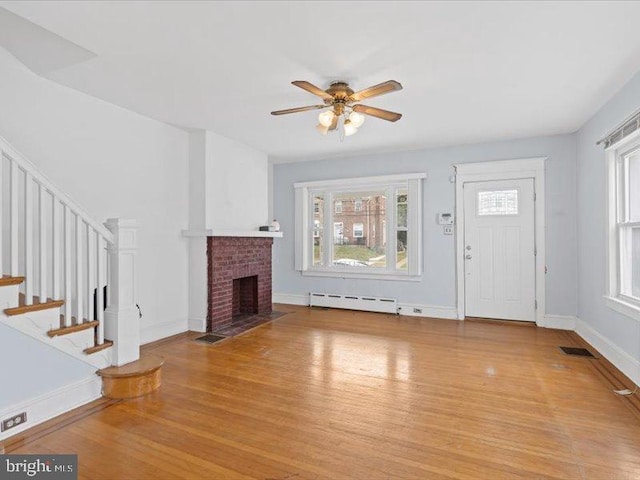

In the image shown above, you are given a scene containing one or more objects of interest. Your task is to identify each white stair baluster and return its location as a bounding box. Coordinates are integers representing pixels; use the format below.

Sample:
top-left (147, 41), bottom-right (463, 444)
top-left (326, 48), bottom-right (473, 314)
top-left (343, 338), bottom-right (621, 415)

top-left (75, 215), bottom-right (83, 324)
top-left (52, 199), bottom-right (61, 300)
top-left (10, 160), bottom-right (18, 277)
top-left (96, 234), bottom-right (105, 344)
top-left (39, 183), bottom-right (47, 302)
top-left (87, 227), bottom-right (95, 322)
top-left (64, 205), bottom-right (72, 326)
top-left (24, 172), bottom-right (33, 305)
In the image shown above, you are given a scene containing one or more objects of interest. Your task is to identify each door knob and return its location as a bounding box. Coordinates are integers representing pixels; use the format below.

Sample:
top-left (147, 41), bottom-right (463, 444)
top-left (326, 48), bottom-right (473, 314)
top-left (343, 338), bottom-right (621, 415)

top-left (465, 254), bottom-right (472, 260)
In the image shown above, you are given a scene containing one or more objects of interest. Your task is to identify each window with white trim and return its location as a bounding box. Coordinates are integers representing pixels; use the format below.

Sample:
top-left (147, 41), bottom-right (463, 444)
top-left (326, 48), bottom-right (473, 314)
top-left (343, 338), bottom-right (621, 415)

top-left (607, 133), bottom-right (640, 318)
top-left (294, 173), bottom-right (425, 279)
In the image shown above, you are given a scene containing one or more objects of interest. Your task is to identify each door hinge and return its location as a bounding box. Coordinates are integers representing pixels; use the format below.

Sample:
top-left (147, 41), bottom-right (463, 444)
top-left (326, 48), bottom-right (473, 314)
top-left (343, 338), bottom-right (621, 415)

top-left (534, 247), bottom-right (537, 256)
top-left (533, 192), bottom-right (537, 201)
top-left (535, 300), bottom-right (538, 310)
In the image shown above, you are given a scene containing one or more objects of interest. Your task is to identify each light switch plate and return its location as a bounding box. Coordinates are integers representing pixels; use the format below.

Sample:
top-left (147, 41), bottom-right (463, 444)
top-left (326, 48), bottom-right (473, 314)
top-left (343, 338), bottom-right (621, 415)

top-left (443, 225), bottom-right (453, 235)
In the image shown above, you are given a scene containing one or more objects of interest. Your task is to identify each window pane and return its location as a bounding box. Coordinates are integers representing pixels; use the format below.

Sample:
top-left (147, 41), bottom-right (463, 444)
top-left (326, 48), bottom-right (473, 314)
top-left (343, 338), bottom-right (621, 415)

top-left (313, 194), bottom-right (324, 266)
top-left (332, 191), bottom-right (386, 268)
top-left (397, 189), bottom-right (408, 228)
top-left (629, 151), bottom-right (640, 222)
top-left (477, 189), bottom-right (518, 216)
top-left (396, 230), bottom-right (408, 270)
top-left (632, 227), bottom-right (640, 299)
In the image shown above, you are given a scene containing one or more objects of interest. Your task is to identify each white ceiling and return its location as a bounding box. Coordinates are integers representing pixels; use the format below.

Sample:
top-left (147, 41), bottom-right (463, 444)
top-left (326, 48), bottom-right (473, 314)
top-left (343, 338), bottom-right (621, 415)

top-left (3, 1), bottom-right (640, 163)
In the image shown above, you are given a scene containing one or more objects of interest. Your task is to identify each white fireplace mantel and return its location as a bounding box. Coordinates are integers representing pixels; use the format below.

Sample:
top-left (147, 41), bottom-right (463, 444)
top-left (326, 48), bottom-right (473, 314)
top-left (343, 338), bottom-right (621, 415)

top-left (182, 229), bottom-right (283, 238)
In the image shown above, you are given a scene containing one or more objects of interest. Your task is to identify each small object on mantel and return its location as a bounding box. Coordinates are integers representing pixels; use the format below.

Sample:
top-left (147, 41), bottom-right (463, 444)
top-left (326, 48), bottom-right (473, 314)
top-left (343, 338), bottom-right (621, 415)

top-left (259, 225), bottom-right (270, 232)
top-left (98, 354), bottom-right (164, 399)
top-left (271, 219), bottom-right (281, 232)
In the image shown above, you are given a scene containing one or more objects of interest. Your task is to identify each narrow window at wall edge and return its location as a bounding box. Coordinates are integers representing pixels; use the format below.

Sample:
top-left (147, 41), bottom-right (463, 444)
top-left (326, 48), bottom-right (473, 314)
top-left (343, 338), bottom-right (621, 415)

top-left (293, 173), bottom-right (426, 279)
top-left (605, 129), bottom-right (640, 320)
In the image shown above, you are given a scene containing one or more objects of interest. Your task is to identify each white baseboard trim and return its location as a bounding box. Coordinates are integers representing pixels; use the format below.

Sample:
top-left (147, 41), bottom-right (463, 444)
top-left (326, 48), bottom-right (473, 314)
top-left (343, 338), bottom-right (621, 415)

top-left (188, 317), bottom-right (207, 332)
top-left (273, 293), bottom-right (309, 306)
top-left (0, 375), bottom-right (101, 441)
top-left (397, 303), bottom-right (458, 320)
top-left (540, 314), bottom-right (577, 330)
top-left (141, 319), bottom-right (188, 345)
top-left (575, 318), bottom-right (640, 386)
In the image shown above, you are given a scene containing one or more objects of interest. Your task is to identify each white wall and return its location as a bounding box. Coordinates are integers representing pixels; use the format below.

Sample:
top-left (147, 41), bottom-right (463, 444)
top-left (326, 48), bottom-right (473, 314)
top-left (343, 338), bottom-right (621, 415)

top-left (272, 134), bottom-right (578, 317)
top-left (576, 69), bottom-right (640, 384)
top-left (205, 131), bottom-right (269, 231)
top-left (0, 47), bottom-right (190, 344)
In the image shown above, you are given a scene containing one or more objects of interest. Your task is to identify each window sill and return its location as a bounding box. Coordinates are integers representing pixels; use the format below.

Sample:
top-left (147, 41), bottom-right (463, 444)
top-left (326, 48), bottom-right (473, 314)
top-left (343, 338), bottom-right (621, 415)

top-left (301, 269), bottom-right (422, 282)
top-left (604, 295), bottom-right (640, 322)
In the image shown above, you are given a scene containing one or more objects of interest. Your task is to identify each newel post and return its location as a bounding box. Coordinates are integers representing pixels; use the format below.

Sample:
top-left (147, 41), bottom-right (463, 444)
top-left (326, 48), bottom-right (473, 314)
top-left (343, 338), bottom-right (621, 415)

top-left (104, 218), bottom-right (140, 366)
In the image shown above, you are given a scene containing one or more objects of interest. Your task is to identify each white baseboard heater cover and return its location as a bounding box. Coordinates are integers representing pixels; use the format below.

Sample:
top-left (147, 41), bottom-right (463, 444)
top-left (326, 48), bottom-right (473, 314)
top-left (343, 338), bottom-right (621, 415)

top-left (309, 292), bottom-right (398, 314)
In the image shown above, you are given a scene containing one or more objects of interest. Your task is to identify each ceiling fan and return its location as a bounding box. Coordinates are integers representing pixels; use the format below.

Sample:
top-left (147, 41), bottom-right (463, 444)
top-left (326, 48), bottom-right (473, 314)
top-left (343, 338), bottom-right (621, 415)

top-left (271, 80), bottom-right (403, 137)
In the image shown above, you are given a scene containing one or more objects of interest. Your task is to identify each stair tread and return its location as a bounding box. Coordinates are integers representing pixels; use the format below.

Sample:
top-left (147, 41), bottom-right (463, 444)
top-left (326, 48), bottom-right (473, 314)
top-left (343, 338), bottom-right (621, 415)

top-left (0, 275), bottom-right (25, 286)
top-left (84, 340), bottom-right (114, 355)
top-left (4, 293), bottom-right (64, 316)
top-left (48, 320), bottom-right (99, 337)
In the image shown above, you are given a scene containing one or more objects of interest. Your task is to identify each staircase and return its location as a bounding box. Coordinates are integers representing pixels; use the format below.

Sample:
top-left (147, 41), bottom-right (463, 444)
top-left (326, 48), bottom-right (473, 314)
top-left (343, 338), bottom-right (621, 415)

top-left (0, 135), bottom-right (140, 438)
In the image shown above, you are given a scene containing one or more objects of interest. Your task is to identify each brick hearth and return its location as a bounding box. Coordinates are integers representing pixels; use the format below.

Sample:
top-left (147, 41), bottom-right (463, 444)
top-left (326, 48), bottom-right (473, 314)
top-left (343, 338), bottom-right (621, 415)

top-left (207, 237), bottom-right (273, 331)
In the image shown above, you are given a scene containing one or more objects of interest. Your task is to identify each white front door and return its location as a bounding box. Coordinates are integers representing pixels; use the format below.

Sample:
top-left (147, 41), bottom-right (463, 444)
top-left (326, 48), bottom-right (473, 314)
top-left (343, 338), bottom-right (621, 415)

top-left (463, 179), bottom-right (536, 321)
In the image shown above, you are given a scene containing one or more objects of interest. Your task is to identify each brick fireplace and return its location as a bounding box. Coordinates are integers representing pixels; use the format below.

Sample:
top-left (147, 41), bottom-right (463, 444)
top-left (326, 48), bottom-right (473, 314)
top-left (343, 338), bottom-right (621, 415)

top-left (207, 237), bottom-right (273, 331)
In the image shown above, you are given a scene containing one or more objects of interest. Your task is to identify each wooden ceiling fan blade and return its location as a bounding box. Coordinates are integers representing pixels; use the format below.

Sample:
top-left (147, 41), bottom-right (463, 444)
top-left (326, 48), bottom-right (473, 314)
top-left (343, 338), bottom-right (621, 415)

top-left (353, 104), bottom-right (402, 122)
top-left (350, 80), bottom-right (402, 102)
top-left (292, 81), bottom-right (334, 101)
top-left (271, 105), bottom-right (327, 115)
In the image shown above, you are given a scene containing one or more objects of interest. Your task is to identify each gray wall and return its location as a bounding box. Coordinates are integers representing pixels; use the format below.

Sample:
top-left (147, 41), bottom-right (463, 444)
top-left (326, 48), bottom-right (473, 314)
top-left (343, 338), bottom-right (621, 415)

top-left (273, 133), bottom-right (577, 315)
top-left (577, 70), bottom-right (640, 363)
top-left (0, 323), bottom-right (95, 410)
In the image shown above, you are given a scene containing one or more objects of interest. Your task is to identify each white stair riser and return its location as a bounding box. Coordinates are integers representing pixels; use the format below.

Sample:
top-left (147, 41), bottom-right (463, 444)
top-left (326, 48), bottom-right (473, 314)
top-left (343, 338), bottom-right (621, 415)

top-left (0, 284), bottom-right (20, 310)
top-left (0, 307), bottom-right (111, 368)
top-left (52, 328), bottom-right (94, 351)
top-left (4, 308), bottom-right (61, 332)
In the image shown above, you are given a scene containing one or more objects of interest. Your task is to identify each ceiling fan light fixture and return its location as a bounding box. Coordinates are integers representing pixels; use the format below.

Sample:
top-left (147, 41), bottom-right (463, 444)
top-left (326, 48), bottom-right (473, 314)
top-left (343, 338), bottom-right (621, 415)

top-left (272, 79), bottom-right (402, 138)
top-left (315, 123), bottom-right (329, 135)
top-left (348, 111), bottom-right (365, 128)
top-left (343, 120), bottom-right (358, 137)
top-left (318, 110), bottom-right (336, 127)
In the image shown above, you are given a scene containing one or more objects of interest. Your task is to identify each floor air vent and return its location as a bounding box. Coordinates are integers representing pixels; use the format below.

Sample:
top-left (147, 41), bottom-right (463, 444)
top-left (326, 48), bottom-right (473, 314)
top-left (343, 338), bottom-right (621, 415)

top-left (310, 292), bottom-right (398, 314)
top-left (195, 334), bottom-right (227, 344)
top-left (559, 346), bottom-right (596, 358)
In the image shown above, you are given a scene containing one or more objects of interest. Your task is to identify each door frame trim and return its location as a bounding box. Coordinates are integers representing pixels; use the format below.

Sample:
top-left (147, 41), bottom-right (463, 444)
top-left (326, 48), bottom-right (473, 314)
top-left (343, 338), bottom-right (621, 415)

top-left (454, 157), bottom-right (546, 325)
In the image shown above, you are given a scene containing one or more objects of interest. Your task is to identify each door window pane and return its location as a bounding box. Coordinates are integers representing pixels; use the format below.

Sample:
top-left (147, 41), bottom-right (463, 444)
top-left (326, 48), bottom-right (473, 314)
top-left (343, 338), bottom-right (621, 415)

top-left (477, 189), bottom-right (518, 216)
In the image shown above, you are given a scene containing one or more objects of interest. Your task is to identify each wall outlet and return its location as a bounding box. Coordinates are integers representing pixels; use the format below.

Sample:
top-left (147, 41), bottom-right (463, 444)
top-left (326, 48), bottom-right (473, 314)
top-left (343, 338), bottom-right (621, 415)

top-left (1, 412), bottom-right (27, 432)
top-left (413, 307), bottom-right (422, 314)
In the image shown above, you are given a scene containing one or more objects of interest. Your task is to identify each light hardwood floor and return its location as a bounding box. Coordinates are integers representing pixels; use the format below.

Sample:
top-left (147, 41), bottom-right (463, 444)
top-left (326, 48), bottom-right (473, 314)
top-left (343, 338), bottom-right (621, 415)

top-left (3, 305), bottom-right (640, 479)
